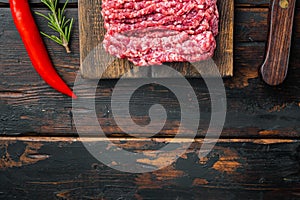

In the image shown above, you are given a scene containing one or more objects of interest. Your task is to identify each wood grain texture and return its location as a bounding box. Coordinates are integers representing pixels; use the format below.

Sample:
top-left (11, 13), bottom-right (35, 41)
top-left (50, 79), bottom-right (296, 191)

top-left (261, 0), bottom-right (296, 85)
top-left (0, 137), bottom-right (299, 199)
top-left (79, 0), bottom-right (234, 79)
top-left (0, 8), bottom-right (300, 137)
top-left (0, 1), bottom-right (300, 199)
top-left (0, 0), bottom-right (297, 7)
top-left (214, 0), bottom-right (234, 76)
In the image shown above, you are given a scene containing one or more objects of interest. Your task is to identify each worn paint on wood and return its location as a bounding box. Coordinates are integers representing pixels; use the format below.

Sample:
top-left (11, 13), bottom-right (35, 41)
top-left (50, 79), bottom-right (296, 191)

top-left (0, 138), bottom-right (298, 199)
top-left (0, 141), bottom-right (48, 169)
top-left (0, 0), bottom-right (300, 199)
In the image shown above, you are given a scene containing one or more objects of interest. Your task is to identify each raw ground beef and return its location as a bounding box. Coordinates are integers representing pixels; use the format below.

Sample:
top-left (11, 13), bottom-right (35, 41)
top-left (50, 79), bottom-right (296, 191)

top-left (102, 0), bottom-right (219, 66)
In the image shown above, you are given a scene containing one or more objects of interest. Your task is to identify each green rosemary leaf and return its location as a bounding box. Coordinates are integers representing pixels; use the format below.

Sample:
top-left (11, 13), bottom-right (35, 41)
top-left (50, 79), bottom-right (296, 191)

top-left (40, 32), bottom-right (63, 45)
top-left (54, 0), bottom-right (58, 10)
top-left (64, 26), bottom-right (68, 38)
top-left (50, 36), bottom-right (63, 45)
top-left (48, 24), bottom-right (58, 32)
top-left (62, 0), bottom-right (69, 13)
top-left (57, 8), bottom-right (62, 23)
top-left (35, 12), bottom-right (50, 21)
top-left (67, 18), bottom-right (73, 41)
top-left (37, 0), bottom-right (73, 53)
top-left (61, 17), bottom-right (67, 28)
top-left (41, 0), bottom-right (51, 10)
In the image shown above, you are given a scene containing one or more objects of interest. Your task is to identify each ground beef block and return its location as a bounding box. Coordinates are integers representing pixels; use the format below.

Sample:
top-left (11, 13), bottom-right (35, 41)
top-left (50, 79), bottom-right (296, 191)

top-left (102, 0), bottom-right (219, 66)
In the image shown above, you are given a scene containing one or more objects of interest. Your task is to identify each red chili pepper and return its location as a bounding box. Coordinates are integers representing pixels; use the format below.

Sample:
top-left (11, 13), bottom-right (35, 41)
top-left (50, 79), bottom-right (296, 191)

top-left (10, 0), bottom-right (77, 99)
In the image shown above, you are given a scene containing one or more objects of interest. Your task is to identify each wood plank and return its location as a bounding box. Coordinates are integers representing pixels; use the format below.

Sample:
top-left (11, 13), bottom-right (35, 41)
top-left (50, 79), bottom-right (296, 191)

top-left (214, 0), bottom-right (234, 76)
top-left (1, 7), bottom-right (269, 42)
top-left (1, 3), bottom-right (299, 199)
top-left (0, 137), bottom-right (299, 199)
top-left (235, 8), bottom-right (268, 42)
top-left (5, 0), bottom-right (300, 8)
top-left (0, 8), bottom-right (300, 137)
top-left (79, 0), bottom-right (234, 79)
top-left (0, 0), bottom-right (298, 8)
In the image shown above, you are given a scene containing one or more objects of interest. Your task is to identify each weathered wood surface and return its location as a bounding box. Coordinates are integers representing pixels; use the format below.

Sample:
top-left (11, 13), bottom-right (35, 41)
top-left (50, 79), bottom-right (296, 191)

top-left (79, 0), bottom-right (234, 78)
top-left (0, 1), bottom-right (300, 199)
top-left (0, 0), bottom-right (284, 6)
top-left (0, 137), bottom-right (299, 199)
top-left (0, 4), bottom-right (299, 137)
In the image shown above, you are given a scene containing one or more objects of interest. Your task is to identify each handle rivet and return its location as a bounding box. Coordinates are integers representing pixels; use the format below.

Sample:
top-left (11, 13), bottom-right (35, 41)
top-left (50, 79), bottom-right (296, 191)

top-left (280, 0), bottom-right (289, 8)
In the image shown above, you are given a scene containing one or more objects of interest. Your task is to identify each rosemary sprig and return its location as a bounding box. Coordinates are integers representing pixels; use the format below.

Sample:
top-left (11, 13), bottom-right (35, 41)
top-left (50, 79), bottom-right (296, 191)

top-left (36, 0), bottom-right (73, 53)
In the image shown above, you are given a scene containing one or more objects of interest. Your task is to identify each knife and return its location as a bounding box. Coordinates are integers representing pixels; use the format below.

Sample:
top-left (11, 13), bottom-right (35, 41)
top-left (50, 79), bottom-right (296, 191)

top-left (261, 0), bottom-right (296, 85)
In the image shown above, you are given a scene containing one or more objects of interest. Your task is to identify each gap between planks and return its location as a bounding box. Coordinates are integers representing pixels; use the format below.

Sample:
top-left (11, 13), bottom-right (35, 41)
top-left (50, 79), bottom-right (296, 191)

top-left (0, 136), bottom-right (296, 144)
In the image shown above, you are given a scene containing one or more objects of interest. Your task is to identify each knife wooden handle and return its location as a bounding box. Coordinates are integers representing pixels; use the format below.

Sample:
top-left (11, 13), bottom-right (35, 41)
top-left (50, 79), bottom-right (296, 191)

top-left (261, 0), bottom-right (296, 85)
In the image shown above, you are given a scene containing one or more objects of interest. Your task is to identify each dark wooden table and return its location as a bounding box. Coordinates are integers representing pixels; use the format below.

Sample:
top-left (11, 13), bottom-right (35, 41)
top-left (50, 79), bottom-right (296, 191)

top-left (0, 0), bottom-right (300, 199)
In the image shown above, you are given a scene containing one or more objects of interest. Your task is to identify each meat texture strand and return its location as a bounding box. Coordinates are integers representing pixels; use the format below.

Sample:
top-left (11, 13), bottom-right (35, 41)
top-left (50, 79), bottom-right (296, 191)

top-left (102, 0), bottom-right (219, 66)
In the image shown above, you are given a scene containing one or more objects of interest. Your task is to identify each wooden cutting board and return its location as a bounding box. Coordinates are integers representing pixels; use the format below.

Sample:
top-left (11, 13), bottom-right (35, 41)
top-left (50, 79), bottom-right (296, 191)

top-left (79, 0), bottom-right (234, 79)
